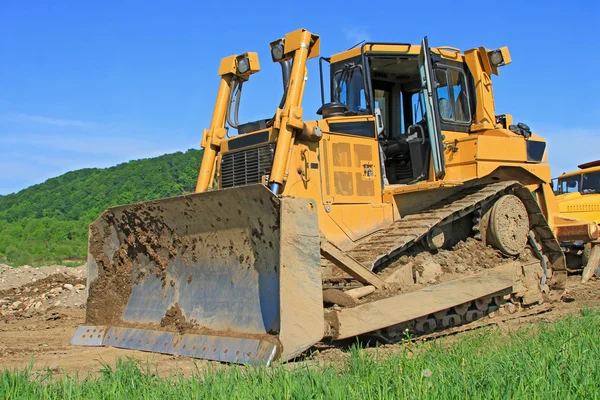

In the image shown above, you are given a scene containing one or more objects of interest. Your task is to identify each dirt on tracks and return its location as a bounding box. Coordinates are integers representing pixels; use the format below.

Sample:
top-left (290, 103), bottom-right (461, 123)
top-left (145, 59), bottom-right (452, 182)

top-left (0, 263), bottom-right (599, 378)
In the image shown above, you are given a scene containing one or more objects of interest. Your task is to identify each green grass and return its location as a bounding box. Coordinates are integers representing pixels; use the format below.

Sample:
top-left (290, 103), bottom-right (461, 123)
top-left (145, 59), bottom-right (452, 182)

top-left (2, 308), bottom-right (599, 399)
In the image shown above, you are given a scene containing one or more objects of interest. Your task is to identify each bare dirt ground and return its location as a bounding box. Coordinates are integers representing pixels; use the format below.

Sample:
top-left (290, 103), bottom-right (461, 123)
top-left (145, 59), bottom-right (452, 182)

top-left (0, 262), bottom-right (599, 378)
top-left (0, 264), bottom-right (216, 377)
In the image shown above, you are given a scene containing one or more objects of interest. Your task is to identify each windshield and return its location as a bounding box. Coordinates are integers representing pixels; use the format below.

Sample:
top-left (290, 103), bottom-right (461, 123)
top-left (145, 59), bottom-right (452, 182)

top-left (582, 171), bottom-right (600, 194)
top-left (412, 91), bottom-right (425, 125)
top-left (558, 171), bottom-right (600, 194)
top-left (333, 64), bottom-right (367, 113)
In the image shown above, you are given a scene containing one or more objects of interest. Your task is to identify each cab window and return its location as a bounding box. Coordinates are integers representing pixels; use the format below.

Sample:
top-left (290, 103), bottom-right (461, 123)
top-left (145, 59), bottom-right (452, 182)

top-left (411, 92), bottom-right (425, 126)
top-left (373, 89), bottom-right (389, 134)
top-left (551, 178), bottom-right (559, 195)
top-left (559, 175), bottom-right (581, 194)
top-left (582, 171), bottom-right (600, 194)
top-left (334, 65), bottom-right (367, 113)
top-left (435, 68), bottom-right (470, 123)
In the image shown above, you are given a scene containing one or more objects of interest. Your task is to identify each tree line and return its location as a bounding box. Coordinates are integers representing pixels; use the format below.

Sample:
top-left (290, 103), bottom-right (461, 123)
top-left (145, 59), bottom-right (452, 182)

top-left (0, 149), bottom-right (204, 265)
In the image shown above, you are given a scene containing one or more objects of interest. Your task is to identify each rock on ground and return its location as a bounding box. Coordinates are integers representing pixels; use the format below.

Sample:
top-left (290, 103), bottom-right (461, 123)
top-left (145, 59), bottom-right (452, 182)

top-left (0, 264), bottom-right (88, 322)
top-left (0, 264), bottom-right (86, 292)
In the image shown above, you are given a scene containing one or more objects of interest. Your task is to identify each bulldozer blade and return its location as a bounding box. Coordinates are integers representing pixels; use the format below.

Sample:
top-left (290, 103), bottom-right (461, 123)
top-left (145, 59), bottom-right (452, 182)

top-left (71, 184), bottom-right (324, 365)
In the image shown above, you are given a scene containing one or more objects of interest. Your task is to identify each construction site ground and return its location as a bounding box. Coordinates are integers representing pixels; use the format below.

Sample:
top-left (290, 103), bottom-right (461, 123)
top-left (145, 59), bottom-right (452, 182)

top-left (0, 262), bottom-right (599, 378)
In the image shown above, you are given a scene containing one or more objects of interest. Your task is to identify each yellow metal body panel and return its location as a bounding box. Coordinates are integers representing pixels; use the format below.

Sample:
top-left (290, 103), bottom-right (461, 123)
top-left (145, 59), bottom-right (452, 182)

top-left (441, 128), bottom-right (551, 183)
top-left (319, 134), bottom-right (381, 204)
top-left (556, 192), bottom-right (600, 224)
top-left (282, 121), bottom-right (393, 247)
top-left (317, 127), bottom-right (392, 242)
top-left (283, 29), bottom-right (320, 60)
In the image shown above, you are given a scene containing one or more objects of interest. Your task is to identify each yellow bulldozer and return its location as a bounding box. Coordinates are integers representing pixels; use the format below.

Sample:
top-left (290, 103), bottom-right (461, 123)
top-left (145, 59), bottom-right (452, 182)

top-left (552, 160), bottom-right (600, 282)
top-left (71, 29), bottom-right (599, 365)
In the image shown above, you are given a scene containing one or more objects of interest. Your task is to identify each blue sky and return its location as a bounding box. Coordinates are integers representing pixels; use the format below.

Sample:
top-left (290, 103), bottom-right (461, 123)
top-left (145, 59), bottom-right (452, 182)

top-left (1, 1), bottom-right (598, 195)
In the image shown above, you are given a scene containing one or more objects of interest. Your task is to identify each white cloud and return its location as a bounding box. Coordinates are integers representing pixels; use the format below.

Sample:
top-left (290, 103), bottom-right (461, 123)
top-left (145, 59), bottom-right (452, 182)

top-left (343, 27), bottom-right (371, 45)
top-left (0, 130), bottom-right (193, 159)
top-left (10, 113), bottom-right (95, 128)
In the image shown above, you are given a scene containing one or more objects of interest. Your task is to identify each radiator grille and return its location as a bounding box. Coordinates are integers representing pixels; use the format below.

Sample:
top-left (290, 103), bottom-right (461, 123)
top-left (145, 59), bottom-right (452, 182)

top-left (220, 144), bottom-right (275, 189)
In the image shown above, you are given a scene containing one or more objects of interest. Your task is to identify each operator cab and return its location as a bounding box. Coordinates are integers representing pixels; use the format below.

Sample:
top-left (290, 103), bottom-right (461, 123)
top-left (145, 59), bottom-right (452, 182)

top-left (554, 166), bottom-right (600, 195)
top-left (319, 40), bottom-right (474, 185)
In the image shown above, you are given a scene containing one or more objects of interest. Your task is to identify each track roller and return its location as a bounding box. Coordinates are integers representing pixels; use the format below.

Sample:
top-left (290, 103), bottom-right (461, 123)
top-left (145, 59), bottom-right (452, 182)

top-left (474, 296), bottom-right (492, 311)
top-left (493, 295), bottom-right (506, 307)
top-left (465, 309), bottom-right (484, 323)
top-left (454, 302), bottom-right (471, 316)
top-left (425, 227), bottom-right (446, 251)
top-left (441, 314), bottom-right (462, 328)
top-left (415, 317), bottom-right (437, 334)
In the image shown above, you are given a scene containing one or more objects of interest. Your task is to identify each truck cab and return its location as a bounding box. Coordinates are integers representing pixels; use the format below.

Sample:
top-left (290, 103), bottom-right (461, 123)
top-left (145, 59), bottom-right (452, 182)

top-left (553, 160), bottom-right (600, 224)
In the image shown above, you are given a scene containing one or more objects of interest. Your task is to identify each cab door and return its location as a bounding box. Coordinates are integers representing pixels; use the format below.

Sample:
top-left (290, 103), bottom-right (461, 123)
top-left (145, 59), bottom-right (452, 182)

top-left (418, 36), bottom-right (445, 179)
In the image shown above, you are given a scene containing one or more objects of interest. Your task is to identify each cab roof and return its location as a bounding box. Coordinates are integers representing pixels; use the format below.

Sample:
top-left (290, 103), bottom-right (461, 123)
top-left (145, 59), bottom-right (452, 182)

top-left (559, 163), bottom-right (600, 179)
top-left (577, 160), bottom-right (600, 170)
top-left (330, 43), bottom-right (465, 64)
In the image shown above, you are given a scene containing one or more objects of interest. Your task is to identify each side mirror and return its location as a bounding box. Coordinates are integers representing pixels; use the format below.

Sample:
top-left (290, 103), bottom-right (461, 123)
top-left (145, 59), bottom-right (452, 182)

top-left (374, 108), bottom-right (385, 135)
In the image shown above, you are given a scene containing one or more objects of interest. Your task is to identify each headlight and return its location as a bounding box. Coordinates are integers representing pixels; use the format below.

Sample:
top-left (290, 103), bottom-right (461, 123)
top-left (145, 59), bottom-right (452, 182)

top-left (490, 50), bottom-right (504, 66)
top-left (271, 43), bottom-right (284, 61)
top-left (237, 57), bottom-right (250, 74)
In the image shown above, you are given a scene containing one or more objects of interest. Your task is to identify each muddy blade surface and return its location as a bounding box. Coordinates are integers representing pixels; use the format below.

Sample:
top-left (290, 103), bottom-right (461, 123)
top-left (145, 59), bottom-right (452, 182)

top-left (71, 184), bottom-right (323, 365)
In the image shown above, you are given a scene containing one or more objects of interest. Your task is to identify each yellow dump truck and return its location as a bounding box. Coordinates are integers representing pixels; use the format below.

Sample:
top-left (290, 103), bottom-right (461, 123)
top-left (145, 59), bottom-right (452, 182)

top-left (71, 29), bottom-right (598, 365)
top-left (553, 160), bottom-right (600, 281)
top-left (553, 160), bottom-right (600, 224)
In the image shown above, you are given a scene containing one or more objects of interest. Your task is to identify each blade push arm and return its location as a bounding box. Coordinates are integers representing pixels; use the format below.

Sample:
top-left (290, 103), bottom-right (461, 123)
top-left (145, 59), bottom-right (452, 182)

top-left (195, 53), bottom-right (260, 193)
top-left (268, 29), bottom-right (320, 194)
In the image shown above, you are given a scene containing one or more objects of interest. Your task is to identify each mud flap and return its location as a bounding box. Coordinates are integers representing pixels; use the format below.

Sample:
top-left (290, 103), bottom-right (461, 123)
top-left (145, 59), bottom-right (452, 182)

top-left (71, 184), bottom-right (324, 365)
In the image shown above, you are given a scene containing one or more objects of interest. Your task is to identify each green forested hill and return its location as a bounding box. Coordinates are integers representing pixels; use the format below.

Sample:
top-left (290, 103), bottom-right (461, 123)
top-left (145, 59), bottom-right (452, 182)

top-left (0, 149), bottom-right (203, 265)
